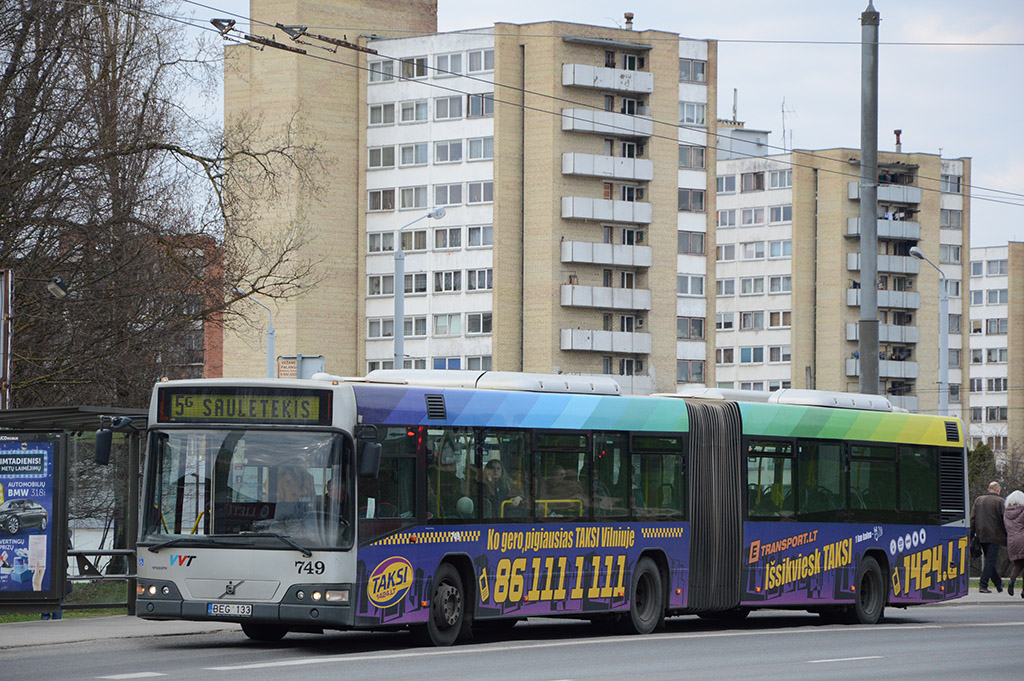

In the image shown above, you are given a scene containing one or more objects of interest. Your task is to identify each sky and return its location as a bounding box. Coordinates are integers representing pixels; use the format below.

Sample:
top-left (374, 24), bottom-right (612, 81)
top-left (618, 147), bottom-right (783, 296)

top-left (183, 0), bottom-right (1024, 247)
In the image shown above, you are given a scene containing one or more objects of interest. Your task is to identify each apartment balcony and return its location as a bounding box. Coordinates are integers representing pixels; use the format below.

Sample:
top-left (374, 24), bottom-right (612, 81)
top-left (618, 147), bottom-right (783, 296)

top-left (562, 196), bottom-right (652, 224)
top-left (560, 284), bottom-right (652, 311)
top-left (846, 289), bottom-right (921, 309)
top-left (846, 218), bottom-right (921, 240)
top-left (562, 153), bottom-right (654, 182)
top-left (848, 182), bottom-right (922, 204)
top-left (889, 395), bottom-right (919, 412)
top-left (561, 241), bottom-right (653, 268)
top-left (560, 328), bottom-right (652, 354)
top-left (562, 108), bottom-right (654, 138)
top-left (562, 64), bottom-right (654, 93)
top-left (846, 359), bottom-right (919, 379)
top-left (846, 322), bottom-right (920, 344)
top-left (847, 253), bottom-right (921, 275)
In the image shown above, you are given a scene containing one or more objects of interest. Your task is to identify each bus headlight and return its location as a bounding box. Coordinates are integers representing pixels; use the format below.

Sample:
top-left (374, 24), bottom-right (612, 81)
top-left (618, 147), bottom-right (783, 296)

top-left (325, 589), bottom-right (349, 604)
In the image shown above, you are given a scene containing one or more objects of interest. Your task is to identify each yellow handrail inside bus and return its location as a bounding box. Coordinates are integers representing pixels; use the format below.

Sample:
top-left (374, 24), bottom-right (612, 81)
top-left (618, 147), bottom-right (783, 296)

top-left (191, 510), bottom-right (207, 535)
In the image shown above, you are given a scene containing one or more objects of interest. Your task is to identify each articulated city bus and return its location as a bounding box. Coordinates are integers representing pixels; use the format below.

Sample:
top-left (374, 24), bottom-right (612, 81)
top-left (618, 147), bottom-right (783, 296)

top-left (134, 371), bottom-right (969, 645)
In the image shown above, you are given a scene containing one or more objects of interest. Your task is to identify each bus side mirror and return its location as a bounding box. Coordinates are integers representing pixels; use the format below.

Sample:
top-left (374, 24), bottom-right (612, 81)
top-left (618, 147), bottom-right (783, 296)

top-left (358, 441), bottom-right (382, 478)
top-left (95, 429), bottom-right (112, 465)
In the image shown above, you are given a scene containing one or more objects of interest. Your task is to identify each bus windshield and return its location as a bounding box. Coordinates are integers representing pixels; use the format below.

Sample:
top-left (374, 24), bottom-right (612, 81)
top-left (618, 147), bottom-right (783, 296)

top-left (142, 429), bottom-right (352, 549)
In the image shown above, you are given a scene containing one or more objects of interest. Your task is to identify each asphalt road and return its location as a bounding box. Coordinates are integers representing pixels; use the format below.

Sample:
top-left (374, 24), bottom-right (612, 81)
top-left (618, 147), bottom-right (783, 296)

top-left (2, 602), bottom-right (1022, 681)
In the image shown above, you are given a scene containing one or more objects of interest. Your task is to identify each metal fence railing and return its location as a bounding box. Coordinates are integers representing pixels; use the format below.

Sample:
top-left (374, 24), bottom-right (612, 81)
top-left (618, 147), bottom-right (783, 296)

top-left (65, 548), bottom-right (136, 615)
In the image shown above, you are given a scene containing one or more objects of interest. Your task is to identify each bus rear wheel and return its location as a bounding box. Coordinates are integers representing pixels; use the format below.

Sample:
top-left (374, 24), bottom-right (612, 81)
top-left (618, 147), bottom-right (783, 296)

top-left (850, 556), bottom-right (885, 624)
top-left (617, 557), bottom-right (663, 635)
top-left (419, 563), bottom-right (466, 646)
top-left (241, 622), bottom-right (288, 641)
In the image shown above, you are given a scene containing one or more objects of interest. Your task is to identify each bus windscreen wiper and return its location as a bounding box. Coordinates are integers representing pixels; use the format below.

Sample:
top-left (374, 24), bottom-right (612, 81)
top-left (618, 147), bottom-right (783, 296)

top-left (239, 531), bottom-right (313, 557)
top-left (146, 534), bottom-right (241, 553)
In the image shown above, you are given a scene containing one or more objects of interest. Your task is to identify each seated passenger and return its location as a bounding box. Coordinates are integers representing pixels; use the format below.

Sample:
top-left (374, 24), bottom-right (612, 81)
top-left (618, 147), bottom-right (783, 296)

top-left (482, 459), bottom-right (523, 517)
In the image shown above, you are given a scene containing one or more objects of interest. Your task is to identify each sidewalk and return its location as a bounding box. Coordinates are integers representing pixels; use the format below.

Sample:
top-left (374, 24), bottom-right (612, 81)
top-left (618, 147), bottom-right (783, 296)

top-left (0, 589), bottom-right (1018, 650)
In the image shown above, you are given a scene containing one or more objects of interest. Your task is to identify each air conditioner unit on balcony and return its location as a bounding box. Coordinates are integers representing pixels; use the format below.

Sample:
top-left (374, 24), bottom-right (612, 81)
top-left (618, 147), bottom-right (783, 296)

top-left (636, 317), bottom-right (644, 328)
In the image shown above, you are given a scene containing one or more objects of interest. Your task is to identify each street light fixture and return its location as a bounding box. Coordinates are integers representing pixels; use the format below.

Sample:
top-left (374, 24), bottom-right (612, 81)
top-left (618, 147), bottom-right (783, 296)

top-left (394, 207), bottom-right (446, 369)
top-left (235, 289), bottom-right (275, 379)
top-left (908, 246), bottom-right (948, 415)
top-left (46, 277), bottom-right (68, 299)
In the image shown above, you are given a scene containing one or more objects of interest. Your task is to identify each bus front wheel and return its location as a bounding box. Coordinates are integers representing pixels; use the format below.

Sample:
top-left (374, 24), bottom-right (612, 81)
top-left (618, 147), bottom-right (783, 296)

top-left (241, 622), bottom-right (288, 641)
top-left (850, 556), bottom-right (885, 624)
top-left (618, 557), bottom-right (663, 635)
top-left (421, 563), bottom-right (466, 646)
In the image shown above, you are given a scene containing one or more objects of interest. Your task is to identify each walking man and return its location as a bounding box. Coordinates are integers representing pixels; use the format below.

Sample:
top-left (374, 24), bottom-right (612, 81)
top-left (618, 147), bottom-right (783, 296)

top-left (971, 481), bottom-right (1007, 593)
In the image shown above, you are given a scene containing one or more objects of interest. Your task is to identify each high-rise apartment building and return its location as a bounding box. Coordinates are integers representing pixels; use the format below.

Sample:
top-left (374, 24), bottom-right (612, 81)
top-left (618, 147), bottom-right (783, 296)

top-left (224, 0), bottom-right (716, 394)
top-left (968, 242), bottom-right (1024, 454)
top-left (713, 126), bottom-right (971, 414)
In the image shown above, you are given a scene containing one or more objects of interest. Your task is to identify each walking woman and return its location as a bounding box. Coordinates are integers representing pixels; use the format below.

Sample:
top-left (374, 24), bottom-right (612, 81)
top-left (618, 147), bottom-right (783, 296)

top-left (1004, 490), bottom-right (1024, 597)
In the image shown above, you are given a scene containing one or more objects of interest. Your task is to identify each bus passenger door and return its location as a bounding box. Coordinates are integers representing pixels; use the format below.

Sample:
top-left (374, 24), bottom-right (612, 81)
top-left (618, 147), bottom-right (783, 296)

top-left (685, 401), bottom-right (743, 611)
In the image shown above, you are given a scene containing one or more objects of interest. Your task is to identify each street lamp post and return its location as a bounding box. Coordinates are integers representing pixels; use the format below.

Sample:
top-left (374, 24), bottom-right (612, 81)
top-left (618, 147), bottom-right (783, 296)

top-left (394, 207), bottom-right (446, 369)
top-left (236, 289), bottom-right (275, 378)
top-left (909, 246), bottom-right (948, 415)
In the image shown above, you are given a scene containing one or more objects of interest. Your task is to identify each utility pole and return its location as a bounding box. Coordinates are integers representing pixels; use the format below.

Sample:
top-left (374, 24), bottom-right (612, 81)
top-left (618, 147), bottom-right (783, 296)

top-left (858, 2), bottom-right (880, 395)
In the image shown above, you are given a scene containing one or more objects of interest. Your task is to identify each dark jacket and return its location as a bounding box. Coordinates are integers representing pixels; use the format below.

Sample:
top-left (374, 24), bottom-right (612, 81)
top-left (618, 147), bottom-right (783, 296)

top-left (1004, 505), bottom-right (1024, 561)
top-left (971, 492), bottom-right (1007, 546)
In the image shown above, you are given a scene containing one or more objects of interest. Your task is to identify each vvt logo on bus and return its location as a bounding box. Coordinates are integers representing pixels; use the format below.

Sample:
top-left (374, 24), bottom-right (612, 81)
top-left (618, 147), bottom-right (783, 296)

top-left (367, 557), bottom-right (413, 608)
top-left (170, 554), bottom-right (197, 567)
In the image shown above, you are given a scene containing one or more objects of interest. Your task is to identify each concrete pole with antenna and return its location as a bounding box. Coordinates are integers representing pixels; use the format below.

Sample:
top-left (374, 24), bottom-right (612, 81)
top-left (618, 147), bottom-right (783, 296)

top-left (858, 1), bottom-right (880, 395)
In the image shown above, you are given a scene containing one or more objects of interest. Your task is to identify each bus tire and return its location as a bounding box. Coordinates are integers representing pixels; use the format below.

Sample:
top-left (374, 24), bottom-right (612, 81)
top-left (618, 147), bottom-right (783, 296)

top-left (850, 556), bottom-right (885, 624)
top-left (424, 562), bottom-right (466, 646)
top-left (241, 622), bottom-right (288, 641)
top-left (618, 557), bottom-right (663, 635)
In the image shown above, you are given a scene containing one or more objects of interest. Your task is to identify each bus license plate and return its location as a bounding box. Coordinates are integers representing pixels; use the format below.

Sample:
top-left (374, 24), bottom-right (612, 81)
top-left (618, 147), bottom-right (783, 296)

top-left (208, 603), bottom-right (252, 617)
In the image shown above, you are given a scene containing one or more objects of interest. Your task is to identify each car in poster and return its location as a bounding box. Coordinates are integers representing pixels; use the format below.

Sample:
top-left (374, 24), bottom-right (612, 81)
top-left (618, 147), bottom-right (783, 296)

top-left (0, 499), bottom-right (48, 534)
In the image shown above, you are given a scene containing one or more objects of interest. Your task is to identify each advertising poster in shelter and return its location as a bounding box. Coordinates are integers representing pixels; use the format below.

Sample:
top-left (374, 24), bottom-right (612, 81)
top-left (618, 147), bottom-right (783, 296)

top-left (0, 433), bottom-right (65, 600)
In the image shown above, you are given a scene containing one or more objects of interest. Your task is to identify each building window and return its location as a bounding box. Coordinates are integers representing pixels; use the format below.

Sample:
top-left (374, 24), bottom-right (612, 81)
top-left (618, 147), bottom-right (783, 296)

top-left (768, 380), bottom-right (792, 392)
top-left (716, 348), bottom-right (735, 365)
top-left (433, 357), bottom-right (462, 370)
top-left (987, 318), bottom-right (1009, 335)
top-left (970, 290), bottom-right (984, 306)
top-left (403, 316), bottom-right (428, 338)
top-left (467, 268), bottom-right (493, 291)
top-left (399, 142), bottom-right (428, 167)
top-left (741, 207), bottom-right (765, 226)
top-left (367, 317), bottom-right (395, 339)
top-left (619, 358), bottom-right (642, 376)
top-left (769, 310), bottom-right (791, 328)
top-left (971, 348), bottom-right (983, 364)
top-left (435, 52), bottom-right (462, 77)
top-left (740, 277), bottom-right (765, 295)
top-left (678, 231), bottom-right (705, 255)
top-left (434, 95), bottom-right (462, 120)
top-left (621, 228), bottom-right (643, 245)
top-left (769, 240), bottom-right (792, 259)
top-left (367, 274), bottom-right (394, 297)
top-left (403, 272), bottom-right (427, 294)
top-left (716, 312), bottom-right (735, 331)
top-left (987, 259), bottom-right (1009, 275)
top-left (401, 56), bottom-right (428, 79)
top-left (949, 314), bottom-right (961, 334)
top-left (769, 169), bottom-right (793, 189)
top-left (940, 174), bottom-right (962, 193)
top-left (677, 188), bottom-right (705, 212)
top-left (716, 244), bottom-right (735, 262)
top-left (986, 347), bottom-right (1008, 364)
top-left (987, 378), bottom-right (1009, 393)
top-left (369, 102), bottom-right (395, 126)
top-left (970, 261), bottom-right (983, 277)
top-left (677, 275), bottom-right (704, 296)
top-left (435, 139), bottom-right (463, 164)
top-left (368, 188), bottom-right (395, 212)
top-left (468, 92), bottom-right (494, 118)
top-left (468, 181), bottom-right (494, 204)
top-left (945, 279), bottom-right (961, 297)
top-left (939, 244), bottom-right (961, 264)
top-left (400, 100), bottom-right (428, 123)
top-left (434, 227), bottom-right (462, 250)
top-left (468, 225), bottom-right (493, 247)
top-left (717, 175), bottom-right (736, 194)
top-left (466, 355), bottom-right (492, 371)
top-left (717, 210), bottom-right (737, 228)
top-left (740, 346), bottom-right (765, 364)
top-left (677, 317), bottom-right (705, 340)
top-left (434, 270), bottom-right (462, 293)
top-left (948, 383), bottom-right (961, 403)
top-left (679, 101), bottom-right (706, 125)
top-left (622, 53), bottom-right (639, 71)
top-left (940, 209), bottom-right (962, 229)
top-left (466, 312), bottom-right (492, 335)
top-left (367, 360), bottom-right (395, 372)
top-left (467, 48), bottom-right (494, 73)
top-left (769, 275), bottom-right (792, 294)
top-left (679, 145), bottom-right (706, 169)
top-left (368, 59), bottom-right (394, 82)
top-left (986, 406), bottom-right (1008, 422)
top-left (768, 345), bottom-right (791, 363)
top-left (969, 378), bottom-right (983, 393)
top-left (768, 205), bottom-right (792, 224)
top-left (677, 360), bottom-right (704, 382)
top-left (468, 137), bottom-right (494, 161)
top-left (740, 241), bottom-right (765, 260)
top-left (434, 313), bottom-right (462, 336)
top-left (716, 278), bottom-right (736, 296)
top-left (368, 232), bottom-right (395, 253)
top-left (987, 288), bottom-right (1008, 305)
top-left (741, 172), bottom-right (765, 192)
top-left (619, 271), bottom-right (635, 289)
top-left (368, 146), bottom-right (395, 169)
top-left (434, 183), bottom-right (463, 207)
top-left (678, 58), bottom-right (707, 83)
top-left (740, 382), bottom-right (764, 391)
top-left (621, 185), bottom-right (642, 202)
top-left (740, 311), bottom-right (765, 331)
top-left (400, 186), bottom-right (428, 209)
top-left (620, 97), bottom-right (643, 115)
top-left (399, 229), bottom-right (427, 251)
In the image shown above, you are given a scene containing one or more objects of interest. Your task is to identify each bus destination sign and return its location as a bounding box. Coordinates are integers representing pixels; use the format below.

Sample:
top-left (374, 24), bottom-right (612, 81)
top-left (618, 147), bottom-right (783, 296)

top-left (158, 387), bottom-right (332, 426)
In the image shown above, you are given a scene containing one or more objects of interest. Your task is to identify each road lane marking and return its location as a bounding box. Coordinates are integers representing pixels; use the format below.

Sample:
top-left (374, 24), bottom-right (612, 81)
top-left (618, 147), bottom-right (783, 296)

top-left (97, 674), bottom-right (167, 679)
top-left (203, 624), bottom-right (943, 671)
top-left (807, 655), bottom-right (882, 664)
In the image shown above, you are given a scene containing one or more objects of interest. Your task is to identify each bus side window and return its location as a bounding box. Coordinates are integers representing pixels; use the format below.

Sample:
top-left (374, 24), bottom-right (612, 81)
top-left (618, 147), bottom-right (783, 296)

top-left (849, 445), bottom-right (897, 522)
top-left (796, 441), bottom-right (844, 521)
top-left (746, 440), bottom-right (794, 520)
top-left (592, 433), bottom-right (628, 518)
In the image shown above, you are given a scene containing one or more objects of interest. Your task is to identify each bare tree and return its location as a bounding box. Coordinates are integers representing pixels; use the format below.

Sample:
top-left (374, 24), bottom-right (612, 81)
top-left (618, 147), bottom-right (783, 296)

top-left (1, 0), bottom-right (320, 408)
